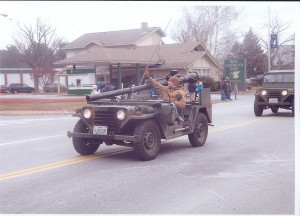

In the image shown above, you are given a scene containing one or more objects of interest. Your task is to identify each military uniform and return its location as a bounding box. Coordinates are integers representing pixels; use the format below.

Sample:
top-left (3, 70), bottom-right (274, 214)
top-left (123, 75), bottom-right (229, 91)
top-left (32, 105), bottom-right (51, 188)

top-left (146, 76), bottom-right (186, 111)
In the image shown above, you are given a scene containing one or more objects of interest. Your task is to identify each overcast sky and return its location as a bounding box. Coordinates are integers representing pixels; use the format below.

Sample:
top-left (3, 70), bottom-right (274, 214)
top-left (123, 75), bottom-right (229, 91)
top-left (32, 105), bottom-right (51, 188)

top-left (0, 1), bottom-right (299, 50)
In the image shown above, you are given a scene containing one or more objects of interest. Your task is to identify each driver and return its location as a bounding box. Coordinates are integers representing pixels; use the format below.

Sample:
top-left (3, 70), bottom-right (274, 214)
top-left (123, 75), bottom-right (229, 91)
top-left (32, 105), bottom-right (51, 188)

top-left (144, 67), bottom-right (186, 122)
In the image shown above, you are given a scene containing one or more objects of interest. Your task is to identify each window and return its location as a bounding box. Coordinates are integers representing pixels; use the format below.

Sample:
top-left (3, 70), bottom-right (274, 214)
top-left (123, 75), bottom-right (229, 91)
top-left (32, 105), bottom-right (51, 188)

top-left (193, 68), bottom-right (210, 77)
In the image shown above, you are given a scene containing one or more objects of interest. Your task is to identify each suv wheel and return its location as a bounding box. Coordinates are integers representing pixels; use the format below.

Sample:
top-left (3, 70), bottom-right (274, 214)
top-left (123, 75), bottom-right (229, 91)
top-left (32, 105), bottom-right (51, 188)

top-left (188, 112), bottom-right (208, 147)
top-left (254, 98), bottom-right (263, 116)
top-left (133, 120), bottom-right (161, 161)
top-left (72, 119), bottom-right (100, 155)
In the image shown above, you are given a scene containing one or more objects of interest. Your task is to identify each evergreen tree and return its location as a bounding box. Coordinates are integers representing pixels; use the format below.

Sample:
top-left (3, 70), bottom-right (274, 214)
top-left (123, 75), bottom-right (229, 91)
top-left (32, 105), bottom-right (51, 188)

top-left (228, 28), bottom-right (267, 78)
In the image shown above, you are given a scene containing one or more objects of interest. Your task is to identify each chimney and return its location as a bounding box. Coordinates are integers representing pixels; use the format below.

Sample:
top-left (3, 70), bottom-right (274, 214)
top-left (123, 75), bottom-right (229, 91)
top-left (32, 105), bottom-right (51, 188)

top-left (141, 22), bottom-right (148, 31)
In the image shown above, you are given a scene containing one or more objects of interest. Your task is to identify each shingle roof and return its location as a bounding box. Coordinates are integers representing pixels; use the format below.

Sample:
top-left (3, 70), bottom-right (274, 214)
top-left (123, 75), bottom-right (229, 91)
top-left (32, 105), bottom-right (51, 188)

top-left (63, 27), bottom-right (166, 50)
top-left (55, 41), bottom-right (221, 69)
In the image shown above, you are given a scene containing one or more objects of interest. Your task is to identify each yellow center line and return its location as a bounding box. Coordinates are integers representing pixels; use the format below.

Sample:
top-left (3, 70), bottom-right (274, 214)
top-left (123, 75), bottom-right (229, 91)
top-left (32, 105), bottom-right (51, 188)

top-left (0, 148), bottom-right (131, 181)
top-left (209, 117), bottom-right (276, 133)
top-left (1, 117), bottom-right (277, 181)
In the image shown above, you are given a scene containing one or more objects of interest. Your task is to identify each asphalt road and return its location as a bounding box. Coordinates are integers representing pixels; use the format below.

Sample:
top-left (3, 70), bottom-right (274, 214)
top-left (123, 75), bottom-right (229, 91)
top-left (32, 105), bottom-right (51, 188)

top-left (0, 94), bottom-right (295, 214)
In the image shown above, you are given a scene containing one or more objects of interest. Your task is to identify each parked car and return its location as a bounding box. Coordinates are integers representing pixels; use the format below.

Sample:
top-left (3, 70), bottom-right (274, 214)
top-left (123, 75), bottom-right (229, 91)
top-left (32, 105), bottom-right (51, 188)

top-left (9, 83), bottom-right (35, 94)
top-left (44, 82), bottom-right (68, 93)
top-left (0, 85), bottom-right (9, 93)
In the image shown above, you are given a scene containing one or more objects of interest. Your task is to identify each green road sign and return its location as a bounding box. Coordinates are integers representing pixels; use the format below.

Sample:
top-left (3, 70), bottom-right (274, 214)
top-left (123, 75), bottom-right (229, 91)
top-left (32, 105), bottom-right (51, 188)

top-left (224, 59), bottom-right (246, 83)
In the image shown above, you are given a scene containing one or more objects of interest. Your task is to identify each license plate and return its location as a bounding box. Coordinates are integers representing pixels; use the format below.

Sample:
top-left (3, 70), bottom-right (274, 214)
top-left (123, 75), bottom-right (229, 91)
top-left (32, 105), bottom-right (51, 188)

top-left (93, 126), bottom-right (107, 135)
top-left (269, 98), bottom-right (278, 103)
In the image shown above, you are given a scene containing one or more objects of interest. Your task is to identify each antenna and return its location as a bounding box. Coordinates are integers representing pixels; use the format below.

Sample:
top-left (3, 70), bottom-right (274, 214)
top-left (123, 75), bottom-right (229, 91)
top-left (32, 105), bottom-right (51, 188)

top-left (139, 18), bottom-right (172, 85)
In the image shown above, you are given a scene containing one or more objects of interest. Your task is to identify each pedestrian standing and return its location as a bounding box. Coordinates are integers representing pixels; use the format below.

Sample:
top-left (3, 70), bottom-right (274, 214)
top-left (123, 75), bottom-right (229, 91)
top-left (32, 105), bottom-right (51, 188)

top-left (220, 77), bottom-right (226, 101)
top-left (234, 83), bottom-right (238, 100)
top-left (225, 77), bottom-right (232, 100)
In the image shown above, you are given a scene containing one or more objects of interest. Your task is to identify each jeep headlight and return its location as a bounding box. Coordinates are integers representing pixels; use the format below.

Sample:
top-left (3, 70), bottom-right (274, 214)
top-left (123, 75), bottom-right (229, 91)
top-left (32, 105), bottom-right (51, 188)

top-left (83, 108), bottom-right (92, 119)
top-left (116, 110), bottom-right (126, 120)
top-left (282, 90), bottom-right (288, 96)
top-left (261, 90), bottom-right (267, 96)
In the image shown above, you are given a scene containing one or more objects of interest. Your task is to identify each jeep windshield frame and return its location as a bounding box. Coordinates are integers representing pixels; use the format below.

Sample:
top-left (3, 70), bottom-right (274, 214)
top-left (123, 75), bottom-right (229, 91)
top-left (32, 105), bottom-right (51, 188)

top-left (262, 71), bottom-right (294, 88)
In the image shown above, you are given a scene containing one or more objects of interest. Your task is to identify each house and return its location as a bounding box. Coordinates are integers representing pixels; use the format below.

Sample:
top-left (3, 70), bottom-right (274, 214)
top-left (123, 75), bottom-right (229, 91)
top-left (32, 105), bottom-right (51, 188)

top-left (55, 22), bottom-right (221, 94)
top-left (271, 45), bottom-right (295, 70)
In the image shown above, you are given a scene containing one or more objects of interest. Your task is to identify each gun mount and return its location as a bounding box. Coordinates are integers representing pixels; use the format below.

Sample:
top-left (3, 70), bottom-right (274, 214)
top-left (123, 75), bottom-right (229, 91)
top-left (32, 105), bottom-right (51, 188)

top-left (86, 72), bottom-right (200, 102)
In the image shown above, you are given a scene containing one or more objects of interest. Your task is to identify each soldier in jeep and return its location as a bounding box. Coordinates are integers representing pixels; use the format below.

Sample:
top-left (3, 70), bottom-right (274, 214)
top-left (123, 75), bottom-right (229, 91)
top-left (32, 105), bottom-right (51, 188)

top-left (144, 67), bottom-right (186, 122)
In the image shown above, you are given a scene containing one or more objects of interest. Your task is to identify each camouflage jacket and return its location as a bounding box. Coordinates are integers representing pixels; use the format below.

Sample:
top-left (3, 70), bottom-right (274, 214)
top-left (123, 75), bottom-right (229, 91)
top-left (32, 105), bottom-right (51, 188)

top-left (147, 77), bottom-right (186, 111)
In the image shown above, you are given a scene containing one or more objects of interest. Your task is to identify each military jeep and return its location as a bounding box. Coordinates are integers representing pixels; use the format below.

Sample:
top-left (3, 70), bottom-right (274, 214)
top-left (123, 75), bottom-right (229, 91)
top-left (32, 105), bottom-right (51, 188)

top-left (67, 71), bottom-right (213, 161)
top-left (254, 70), bottom-right (294, 117)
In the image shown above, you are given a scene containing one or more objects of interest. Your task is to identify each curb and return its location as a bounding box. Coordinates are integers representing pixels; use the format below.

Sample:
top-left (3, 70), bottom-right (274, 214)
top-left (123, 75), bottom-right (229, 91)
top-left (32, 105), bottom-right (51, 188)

top-left (0, 110), bottom-right (75, 116)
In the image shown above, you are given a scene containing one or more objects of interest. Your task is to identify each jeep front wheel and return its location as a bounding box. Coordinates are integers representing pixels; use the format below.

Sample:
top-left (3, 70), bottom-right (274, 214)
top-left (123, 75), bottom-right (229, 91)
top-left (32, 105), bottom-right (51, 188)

top-left (254, 98), bottom-right (263, 116)
top-left (72, 119), bottom-right (100, 155)
top-left (271, 106), bottom-right (279, 113)
top-left (133, 120), bottom-right (161, 161)
top-left (188, 112), bottom-right (208, 147)
top-left (292, 99), bottom-right (294, 117)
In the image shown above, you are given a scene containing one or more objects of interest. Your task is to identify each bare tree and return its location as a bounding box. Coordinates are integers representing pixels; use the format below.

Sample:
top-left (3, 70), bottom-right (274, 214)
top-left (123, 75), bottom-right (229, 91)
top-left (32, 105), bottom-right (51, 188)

top-left (13, 18), bottom-right (64, 90)
top-left (171, 6), bottom-right (240, 62)
top-left (261, 14), bottom-right (295, 70)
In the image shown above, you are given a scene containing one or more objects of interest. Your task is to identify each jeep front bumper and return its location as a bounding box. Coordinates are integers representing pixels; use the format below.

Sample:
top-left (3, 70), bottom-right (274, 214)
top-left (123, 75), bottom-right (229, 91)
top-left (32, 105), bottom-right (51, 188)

top-left (67, 131), bottom-right (141, 143)
top-left (256, 101), bottom-right (290, 106)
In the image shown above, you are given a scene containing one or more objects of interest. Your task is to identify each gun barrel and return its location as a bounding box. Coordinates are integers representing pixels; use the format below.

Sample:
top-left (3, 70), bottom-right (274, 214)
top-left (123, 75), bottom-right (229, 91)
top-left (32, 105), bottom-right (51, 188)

top-left (86, 84), bottom-right (151, 101)
top-left (86, 72), bottom-right (199, 102)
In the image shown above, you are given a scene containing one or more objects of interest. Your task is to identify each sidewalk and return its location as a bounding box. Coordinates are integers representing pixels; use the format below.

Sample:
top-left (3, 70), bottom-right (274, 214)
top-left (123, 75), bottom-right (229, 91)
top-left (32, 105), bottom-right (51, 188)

top-left (0, 92), bottom-right (254, 116)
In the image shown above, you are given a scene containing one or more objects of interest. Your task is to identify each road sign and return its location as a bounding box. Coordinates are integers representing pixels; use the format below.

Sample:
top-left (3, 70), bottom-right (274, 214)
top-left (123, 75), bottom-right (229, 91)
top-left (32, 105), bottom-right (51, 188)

top-left (224, 59), bottom-right (246, 83)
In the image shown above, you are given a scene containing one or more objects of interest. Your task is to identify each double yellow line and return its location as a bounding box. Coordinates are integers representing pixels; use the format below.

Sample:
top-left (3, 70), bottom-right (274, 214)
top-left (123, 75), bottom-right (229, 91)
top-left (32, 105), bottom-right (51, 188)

top-left (0, 117), bottom-right (277, 181)
top-left (209, 117), bottom-right (276, 133)
top-left (0, 148), bottom-right (131, 181)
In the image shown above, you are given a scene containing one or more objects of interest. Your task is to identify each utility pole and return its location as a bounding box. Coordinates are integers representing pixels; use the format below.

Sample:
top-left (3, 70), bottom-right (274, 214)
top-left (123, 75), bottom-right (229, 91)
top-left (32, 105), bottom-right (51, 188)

top-left (0, 12), bottom-right (9, 68)
top-left (268, 6), bottom-right (271, 72)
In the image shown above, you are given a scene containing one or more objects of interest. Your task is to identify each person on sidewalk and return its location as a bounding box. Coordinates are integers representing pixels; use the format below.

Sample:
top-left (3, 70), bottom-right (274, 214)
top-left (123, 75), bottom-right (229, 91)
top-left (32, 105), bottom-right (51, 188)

top-left (234, 83), bottom-right (238, 100)
top-left (220, 77), bottom-right (226, 101)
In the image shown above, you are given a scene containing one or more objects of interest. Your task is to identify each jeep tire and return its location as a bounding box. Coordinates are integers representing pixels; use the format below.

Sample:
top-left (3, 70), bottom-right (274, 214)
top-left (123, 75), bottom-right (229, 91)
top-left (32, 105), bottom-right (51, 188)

top-left (72, 119), bottom-right (100, 155)
top-left (188, 112), bottom-right (208, 147)
top-left (271, 106), bottom-right (279, 113)
top-left (292, 99), bottom-right (294, 117)
top-left (133, 120), bottom-right (161, 161)
top-left (254, 98), bottom-right (263, 116)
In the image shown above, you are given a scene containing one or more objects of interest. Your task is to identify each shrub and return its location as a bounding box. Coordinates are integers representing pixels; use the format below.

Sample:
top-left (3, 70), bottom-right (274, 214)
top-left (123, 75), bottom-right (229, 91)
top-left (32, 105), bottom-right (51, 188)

top-left (200, 76), bottom-right (220, 91)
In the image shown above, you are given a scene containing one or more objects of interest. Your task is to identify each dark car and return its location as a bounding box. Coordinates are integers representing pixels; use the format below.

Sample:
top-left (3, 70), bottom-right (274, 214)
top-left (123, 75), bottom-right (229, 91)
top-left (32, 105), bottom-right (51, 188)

top-left (9, 83), bottom-right (35, 94)
top-left (0, 85), bottom-right (9, 94)
top-left (44, 83), bottom-right (68, 93)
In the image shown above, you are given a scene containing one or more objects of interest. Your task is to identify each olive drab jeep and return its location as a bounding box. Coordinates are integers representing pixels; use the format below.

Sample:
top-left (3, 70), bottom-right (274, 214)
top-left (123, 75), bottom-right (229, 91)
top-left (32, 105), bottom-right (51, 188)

top-left (254, 70), bottom-right (294, 117)
top-left (67, 70), bottom-right (213, 161)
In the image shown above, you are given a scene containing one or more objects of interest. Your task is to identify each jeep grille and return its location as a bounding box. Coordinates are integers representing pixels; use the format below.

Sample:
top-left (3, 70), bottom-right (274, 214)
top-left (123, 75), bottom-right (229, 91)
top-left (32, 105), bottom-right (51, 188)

top-left (267, 90), bottom-right (281, 101)
top-left (94, 111), bottom-right (118, 134)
